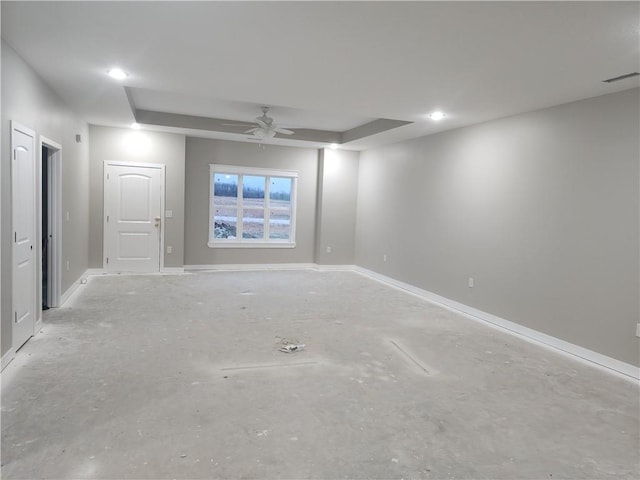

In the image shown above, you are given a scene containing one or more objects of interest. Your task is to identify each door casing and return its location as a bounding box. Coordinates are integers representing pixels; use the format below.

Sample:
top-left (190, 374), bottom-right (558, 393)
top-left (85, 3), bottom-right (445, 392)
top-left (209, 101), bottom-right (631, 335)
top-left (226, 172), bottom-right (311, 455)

top-left (103, 161), bottom-right (165, 273)
top-left (39, 136), bottom-right (62, 312)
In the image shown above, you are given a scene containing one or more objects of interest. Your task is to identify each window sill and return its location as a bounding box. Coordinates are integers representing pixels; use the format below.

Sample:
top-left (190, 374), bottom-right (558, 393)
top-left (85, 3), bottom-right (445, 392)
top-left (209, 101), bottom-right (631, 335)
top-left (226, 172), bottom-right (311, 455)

top-left (208, 241), bottom-right (296, 249)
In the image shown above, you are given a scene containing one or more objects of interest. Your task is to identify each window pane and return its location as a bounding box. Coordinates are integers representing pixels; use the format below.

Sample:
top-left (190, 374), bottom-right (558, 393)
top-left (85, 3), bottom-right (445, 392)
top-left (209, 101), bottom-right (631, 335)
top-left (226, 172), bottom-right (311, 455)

top-left (269, 177), bottom-right (291, 239)
top-left (213, 173), bottom-right (238, 239)
top-left (242, 175), bottom-right (265, 239)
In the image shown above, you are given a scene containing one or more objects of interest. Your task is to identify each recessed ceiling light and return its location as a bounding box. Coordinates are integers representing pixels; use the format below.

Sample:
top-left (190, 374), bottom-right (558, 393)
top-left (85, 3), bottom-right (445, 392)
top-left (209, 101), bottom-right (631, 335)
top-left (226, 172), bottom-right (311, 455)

top-left (107, 68), bottom-right (128, 80)
top-left (330, 143), bottom-right (338, 150)
top-left (428, 111), bottom-right (446, 121)
top-left (130, 123), bottom-right (140, 130)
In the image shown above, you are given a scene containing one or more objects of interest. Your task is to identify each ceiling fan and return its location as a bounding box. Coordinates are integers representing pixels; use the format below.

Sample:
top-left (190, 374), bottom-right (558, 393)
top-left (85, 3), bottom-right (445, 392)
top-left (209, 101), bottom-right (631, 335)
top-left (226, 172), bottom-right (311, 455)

top-left (224, 106), bottom-right (294, 139)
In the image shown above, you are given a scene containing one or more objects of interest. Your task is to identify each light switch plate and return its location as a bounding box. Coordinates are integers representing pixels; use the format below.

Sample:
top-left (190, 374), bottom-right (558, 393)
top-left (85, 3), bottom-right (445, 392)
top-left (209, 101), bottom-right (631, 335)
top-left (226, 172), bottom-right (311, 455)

top-left (165, 210), bottom-right (173, 218)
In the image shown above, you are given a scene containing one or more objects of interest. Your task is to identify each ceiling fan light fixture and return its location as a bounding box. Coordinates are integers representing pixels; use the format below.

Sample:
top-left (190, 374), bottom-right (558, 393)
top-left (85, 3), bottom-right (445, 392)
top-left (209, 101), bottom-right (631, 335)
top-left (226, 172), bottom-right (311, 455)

top-left (229, 107), bottom-right (295, 139)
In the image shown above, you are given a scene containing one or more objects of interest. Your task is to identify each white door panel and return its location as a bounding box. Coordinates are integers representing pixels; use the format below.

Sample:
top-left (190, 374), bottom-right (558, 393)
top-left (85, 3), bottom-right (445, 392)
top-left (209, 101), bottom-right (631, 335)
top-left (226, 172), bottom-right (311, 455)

top-left (12, 123), bottom-right (36, 350)
top-left (104, 163), bottom-right (163, 272)
top-left (118, 232), bottom-right (153, 259)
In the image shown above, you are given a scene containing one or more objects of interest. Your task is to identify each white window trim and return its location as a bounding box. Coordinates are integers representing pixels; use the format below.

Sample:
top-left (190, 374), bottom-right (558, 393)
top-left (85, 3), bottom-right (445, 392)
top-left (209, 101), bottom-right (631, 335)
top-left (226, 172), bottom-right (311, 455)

top-left (208, 164), bottom-right (298, 248)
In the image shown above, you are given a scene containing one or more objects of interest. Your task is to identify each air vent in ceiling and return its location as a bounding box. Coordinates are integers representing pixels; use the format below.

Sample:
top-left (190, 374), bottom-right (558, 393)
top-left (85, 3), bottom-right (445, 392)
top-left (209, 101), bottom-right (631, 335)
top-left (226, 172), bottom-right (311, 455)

top-left (602, 72), bottom-right (639, 83)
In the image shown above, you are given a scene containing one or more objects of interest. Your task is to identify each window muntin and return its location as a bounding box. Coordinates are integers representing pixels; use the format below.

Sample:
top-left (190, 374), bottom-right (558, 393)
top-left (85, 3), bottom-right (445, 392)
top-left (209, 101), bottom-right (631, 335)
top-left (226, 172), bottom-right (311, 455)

top-left (209, 165), bottom-right (297, 248)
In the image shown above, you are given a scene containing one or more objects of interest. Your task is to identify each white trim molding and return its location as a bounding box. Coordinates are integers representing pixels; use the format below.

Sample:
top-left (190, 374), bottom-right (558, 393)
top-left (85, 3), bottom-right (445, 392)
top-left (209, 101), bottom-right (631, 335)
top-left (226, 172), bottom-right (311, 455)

top-left (314, 264), bottom-right (358, 272)
top-left (352, 266), bottom-right (639, 382)
top-left (1, 348), bottom-right (16, 372)
top-left (61, 269), bottom-right (90, 306)
top-left (86, 268), bottom-right (105, 276)
top-left (39, 135), bottom-right (63, 309)
top-left (161, 267), bottom-right (185, 274)
top-left (208, 242), bottom-right (296, 249)
top-left (186, 263), bottom-right (316, 272)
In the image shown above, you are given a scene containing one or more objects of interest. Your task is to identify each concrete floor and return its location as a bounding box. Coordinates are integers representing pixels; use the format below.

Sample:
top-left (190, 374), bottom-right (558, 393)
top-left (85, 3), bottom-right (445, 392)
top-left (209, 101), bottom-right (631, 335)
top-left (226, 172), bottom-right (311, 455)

top-left (1, 270), bottom-right (638, 479)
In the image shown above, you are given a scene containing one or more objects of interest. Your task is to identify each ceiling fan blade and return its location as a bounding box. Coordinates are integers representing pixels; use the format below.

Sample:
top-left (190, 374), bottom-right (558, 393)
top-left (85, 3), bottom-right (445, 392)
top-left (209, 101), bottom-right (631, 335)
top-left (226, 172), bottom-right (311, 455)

top-left (244, 128), bottom-right (259, 134)
top-left (275, 128), bottom-right (294, 135)
top-left (255, 119), bottom-right (268, 128)
top-left (222, 123), bottom-right (257, 127)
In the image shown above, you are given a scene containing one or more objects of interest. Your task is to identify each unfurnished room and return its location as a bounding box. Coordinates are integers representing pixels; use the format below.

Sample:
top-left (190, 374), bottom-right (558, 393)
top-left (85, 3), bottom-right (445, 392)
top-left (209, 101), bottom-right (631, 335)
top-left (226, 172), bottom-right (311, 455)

top-left (0, 2), bottom-right (639, 479)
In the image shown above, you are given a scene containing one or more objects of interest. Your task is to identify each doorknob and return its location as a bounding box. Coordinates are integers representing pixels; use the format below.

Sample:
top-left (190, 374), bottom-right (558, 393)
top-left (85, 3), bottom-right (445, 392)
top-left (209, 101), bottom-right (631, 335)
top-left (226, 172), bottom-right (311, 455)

top-left (154, 217), bottom-right (161, 228)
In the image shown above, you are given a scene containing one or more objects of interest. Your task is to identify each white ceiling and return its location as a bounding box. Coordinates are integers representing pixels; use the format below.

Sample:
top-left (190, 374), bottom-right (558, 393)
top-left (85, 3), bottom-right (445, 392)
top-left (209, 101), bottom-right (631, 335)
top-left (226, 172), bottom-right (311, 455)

top-left (2, 1), bottom-right (638, 150)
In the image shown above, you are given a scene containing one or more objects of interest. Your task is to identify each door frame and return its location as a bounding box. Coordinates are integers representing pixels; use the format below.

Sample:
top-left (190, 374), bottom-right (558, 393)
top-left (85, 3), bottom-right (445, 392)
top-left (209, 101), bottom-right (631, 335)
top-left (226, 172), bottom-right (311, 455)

top-left (39, 136), bottom-right (62, 312)
top-left (103, 161), bottom-right (166, 273)
top-left (11, 120), bottom-right (37, 349)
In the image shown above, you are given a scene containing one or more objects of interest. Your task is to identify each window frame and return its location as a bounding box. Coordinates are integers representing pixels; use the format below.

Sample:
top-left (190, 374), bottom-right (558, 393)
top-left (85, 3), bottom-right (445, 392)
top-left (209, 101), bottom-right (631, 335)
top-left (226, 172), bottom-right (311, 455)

top-left (208, 164), bottom-right (298, 248)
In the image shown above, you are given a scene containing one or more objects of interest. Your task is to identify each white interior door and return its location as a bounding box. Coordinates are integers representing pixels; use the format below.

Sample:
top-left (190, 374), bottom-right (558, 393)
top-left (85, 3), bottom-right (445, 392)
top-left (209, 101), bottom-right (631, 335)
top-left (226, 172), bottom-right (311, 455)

top-left (104, 162), bottom-right (164, 272)
top-left (12, 122), bottom-right (36, 350)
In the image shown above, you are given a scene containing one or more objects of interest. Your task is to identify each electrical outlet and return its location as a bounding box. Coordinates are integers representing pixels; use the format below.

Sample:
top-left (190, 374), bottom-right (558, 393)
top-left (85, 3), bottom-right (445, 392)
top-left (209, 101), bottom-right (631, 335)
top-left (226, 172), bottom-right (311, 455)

top-left (383, 254), bottom-right (387, 262)
top-left (636, 323), bottom-right (640, 338)
top-left (167, 246), bottom-right (173, 254)
top-left (326, 246), bottom-right (331, 253)
top-left (468, 277), bottom-right (474, 288)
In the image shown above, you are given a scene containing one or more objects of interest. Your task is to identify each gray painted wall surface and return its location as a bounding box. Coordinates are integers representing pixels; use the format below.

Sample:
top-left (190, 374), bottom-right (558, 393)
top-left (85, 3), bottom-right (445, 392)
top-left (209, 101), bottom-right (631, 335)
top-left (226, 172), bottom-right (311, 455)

top-left (355, 89), bottom-right (640, 366)
top-left (88, 126), bottom-right (186, 269)
top-left (315, 148), bottom-right (359, 265)
top-left (184, 138), bottom-right (318, 265)
top-left (1, 41), bottom-right (90, 357)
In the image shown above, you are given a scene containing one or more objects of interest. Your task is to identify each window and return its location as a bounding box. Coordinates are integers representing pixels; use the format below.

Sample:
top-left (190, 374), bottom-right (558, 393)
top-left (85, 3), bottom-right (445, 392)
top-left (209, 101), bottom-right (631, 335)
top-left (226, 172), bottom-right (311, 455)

top-left (209, 165), bottom-right (297, 248)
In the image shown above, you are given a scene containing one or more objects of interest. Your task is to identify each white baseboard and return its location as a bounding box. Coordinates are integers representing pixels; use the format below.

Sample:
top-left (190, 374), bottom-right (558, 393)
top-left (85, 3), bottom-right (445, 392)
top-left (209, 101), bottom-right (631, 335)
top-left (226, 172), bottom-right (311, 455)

top-left (88, 267), bottom-right (185, 275)
top-left (61, 269), bottom-right (90, 306)
top-left (161, 267), bottom-right (185, 274)
top-left (353, 266), bottom-right (639, 381)
top-left (314, 264), bottom-right (358, 271)
top-left (185, 263), bottom-right (317, 272)
top-left (1, 348), bottom-right (16, 372)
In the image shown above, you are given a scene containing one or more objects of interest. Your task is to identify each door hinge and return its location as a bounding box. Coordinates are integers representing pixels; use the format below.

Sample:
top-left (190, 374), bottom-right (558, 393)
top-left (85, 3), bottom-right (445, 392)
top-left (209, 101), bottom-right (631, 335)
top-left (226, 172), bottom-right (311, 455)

top-left (14, 232), bottom-right (17, 242)
top-left (107, 173), bottom-right (110, 180)
top-left (13, 150), bottom-right (16, 160)
top-left (106, 257), bottom-right (109, 264)
top-left (106, 215), bottom-right (109, 223)
top-left (14, 312), bottom-right (17, 323)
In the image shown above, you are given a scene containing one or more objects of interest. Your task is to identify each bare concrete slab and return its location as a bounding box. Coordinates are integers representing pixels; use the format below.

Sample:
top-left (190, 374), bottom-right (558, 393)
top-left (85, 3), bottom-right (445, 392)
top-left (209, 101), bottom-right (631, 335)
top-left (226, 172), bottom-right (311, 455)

top-left (1, 270), bottom-right (638, 479)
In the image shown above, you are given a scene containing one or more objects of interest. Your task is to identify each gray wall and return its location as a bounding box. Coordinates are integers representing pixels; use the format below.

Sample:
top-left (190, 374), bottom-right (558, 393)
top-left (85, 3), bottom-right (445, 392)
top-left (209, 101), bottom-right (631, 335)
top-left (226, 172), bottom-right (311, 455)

top-left (315, 148), bottom-right (359, 265)
top-left (355, 88), bottom-right (640, 366)
top-left (185, 137), bottom-right (319, 265)
top-left (1, 41), bottom-right (90, 358)
top-left (88, 126), bottom-right (186, 269)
